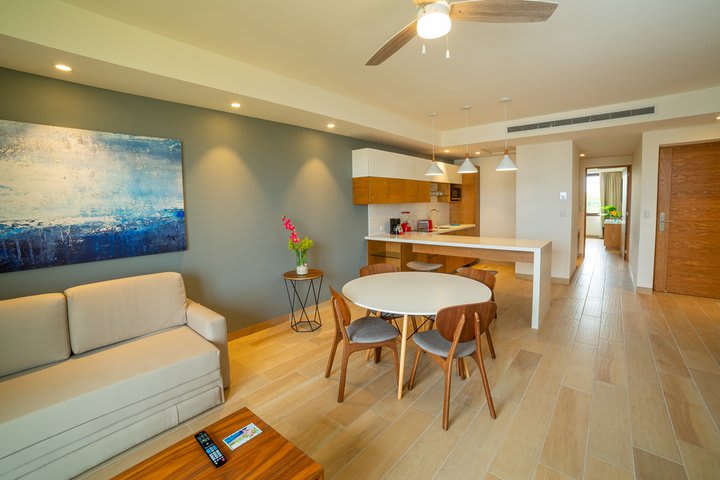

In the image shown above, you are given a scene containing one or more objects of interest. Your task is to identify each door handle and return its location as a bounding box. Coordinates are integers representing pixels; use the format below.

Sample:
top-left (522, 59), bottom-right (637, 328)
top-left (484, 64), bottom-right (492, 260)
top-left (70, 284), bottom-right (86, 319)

top-left (658, 212), bottom-right (674, 232)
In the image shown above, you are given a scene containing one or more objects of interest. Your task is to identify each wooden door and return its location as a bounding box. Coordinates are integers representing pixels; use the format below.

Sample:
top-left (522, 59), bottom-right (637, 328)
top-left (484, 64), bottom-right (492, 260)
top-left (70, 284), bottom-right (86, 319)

top-left (654, 141), bottom-right (720, 297)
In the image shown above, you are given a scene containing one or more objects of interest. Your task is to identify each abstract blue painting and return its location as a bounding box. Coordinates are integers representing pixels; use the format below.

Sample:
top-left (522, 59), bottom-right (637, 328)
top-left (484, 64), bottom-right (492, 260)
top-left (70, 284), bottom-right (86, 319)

top-left (0, 119), bottom-right (186, 273)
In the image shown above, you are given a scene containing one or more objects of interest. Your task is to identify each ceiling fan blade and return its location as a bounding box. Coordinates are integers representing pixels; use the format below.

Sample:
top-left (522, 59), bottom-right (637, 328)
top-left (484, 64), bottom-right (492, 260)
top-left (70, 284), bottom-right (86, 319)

top-left (450, 0), bottom-right (558, 23)
top-left (366, 20), bottom-right (418, 66)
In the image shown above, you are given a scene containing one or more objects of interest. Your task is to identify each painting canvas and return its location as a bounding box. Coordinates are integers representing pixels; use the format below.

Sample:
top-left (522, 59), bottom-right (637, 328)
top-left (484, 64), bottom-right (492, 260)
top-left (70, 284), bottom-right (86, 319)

top-left (0, 119), bottom-right (186, 273)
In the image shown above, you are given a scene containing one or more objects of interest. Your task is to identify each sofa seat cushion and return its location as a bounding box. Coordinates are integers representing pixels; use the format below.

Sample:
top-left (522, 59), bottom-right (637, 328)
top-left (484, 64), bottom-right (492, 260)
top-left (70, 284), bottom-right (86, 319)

top-left (0, 326), bottom-right (220, 461)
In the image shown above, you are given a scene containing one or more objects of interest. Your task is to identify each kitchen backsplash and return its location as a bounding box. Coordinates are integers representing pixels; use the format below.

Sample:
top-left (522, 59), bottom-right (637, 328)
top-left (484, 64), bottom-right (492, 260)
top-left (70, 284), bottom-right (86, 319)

top-left (367, 200), bottom-right (450, 234)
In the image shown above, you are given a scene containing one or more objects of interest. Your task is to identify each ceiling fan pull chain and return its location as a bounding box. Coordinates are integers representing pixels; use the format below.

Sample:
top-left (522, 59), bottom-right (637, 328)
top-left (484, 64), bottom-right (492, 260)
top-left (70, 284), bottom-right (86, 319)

top-left (445, 35), bottom-right (450, 59)
top-left (422, 42), bottom-right (427, 55)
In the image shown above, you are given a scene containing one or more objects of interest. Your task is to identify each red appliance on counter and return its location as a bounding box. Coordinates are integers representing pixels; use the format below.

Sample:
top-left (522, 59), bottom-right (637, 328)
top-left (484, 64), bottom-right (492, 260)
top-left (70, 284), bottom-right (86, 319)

top-left (401, 211), bottom-right (412, 232)
top-left (416, 219), bottom-right (433, 232)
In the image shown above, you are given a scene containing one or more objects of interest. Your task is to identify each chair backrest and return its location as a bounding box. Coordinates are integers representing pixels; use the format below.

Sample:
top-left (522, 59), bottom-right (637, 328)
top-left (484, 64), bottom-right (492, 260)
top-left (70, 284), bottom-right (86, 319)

top-left (359, 263), bottom-right (399, 277)
top-left (329, 287), bottom-right (352, 342)
top-left (457, 267), bottom-right (496, 291)
top-left (434, 302), bottom-right (497, 344)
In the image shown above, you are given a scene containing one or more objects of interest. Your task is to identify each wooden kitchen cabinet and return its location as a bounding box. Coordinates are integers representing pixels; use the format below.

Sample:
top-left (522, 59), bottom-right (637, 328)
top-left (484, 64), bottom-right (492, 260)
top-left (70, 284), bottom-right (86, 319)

top-left (353, 177), bottom-right (431, 204)
top-left (415, 180), bottom-right (430, 202)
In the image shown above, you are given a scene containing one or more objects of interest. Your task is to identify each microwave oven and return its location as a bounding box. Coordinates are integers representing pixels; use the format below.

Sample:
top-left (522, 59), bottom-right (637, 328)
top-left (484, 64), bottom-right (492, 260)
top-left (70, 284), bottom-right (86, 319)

top-left (450, 185), bottom-right (461, 201)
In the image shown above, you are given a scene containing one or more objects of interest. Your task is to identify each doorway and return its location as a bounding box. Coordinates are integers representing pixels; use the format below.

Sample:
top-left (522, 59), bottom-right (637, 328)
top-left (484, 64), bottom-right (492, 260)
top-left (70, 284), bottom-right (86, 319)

top-left (653, 141), bottom-right (720, 298)
top-left (583, 166), bottom-right (631, 260)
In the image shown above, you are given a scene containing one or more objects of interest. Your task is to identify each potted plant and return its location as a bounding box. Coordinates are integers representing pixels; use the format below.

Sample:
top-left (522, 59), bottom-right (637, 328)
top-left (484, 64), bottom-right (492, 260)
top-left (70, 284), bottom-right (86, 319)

top-left (281, 215), bottom-right (313, 275)
top-left (602, 205), bottom-right (621, 222)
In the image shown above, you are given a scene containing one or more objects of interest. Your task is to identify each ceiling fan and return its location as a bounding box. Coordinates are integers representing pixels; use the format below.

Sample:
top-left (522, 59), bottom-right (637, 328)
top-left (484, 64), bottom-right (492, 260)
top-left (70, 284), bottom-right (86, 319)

top-left (366, 0), bottom-right (558, 66)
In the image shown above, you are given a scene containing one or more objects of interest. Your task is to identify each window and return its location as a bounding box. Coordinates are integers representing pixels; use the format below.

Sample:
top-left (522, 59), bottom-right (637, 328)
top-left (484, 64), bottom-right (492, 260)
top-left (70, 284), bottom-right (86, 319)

top-left (586, 174), bottom-right (601, 214)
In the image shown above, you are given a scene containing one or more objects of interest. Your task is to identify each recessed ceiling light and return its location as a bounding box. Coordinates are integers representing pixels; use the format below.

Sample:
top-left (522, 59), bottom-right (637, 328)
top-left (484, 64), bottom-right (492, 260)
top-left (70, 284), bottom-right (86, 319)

top-left (326, 123), bottom-right (335, 129)
top-left (474, 151), bottom-right (481, 155)
top-left (716, 115), bottom-right (720, 120)
top-left (444, 149), bottom-right (450, 153)
top-left (580, 153), bottom-right (586, 157)
top-left (54, 64), bottom-right (72, 72)
top-left (230, 102), bottom-right (241, 108)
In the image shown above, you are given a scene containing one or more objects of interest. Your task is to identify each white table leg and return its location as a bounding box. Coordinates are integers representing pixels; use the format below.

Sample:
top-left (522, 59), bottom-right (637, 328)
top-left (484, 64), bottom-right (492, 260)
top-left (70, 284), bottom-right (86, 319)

top-left (397, 314), bottom-right (408, 400)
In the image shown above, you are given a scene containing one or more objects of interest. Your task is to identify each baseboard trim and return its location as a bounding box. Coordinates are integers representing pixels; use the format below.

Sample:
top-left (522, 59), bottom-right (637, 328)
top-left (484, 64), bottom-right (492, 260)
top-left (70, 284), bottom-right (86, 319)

top-left (514, 273), bottom-right (570, 285)
top-left (228, 300), bottom-right (332, 340)
top-left (636, 286), bottom-right (653, 294)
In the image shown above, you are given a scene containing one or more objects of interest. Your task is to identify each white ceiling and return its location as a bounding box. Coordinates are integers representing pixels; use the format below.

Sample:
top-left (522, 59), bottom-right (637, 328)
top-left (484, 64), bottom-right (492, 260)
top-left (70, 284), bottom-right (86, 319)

top-left (1, 0), bottom-right (719, 158)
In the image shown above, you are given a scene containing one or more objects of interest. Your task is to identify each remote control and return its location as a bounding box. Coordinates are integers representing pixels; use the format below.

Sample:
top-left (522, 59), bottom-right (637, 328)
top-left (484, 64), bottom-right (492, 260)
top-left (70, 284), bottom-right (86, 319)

top-left (194, 431), bottom-right (227, 468)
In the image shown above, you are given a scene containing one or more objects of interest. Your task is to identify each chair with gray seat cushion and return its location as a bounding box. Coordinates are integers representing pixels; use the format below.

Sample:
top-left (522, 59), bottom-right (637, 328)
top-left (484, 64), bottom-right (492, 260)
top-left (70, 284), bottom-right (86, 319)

top-left (408, 301), bottom-right (497, 430)
top-left (325, 286), bottom-right (400, 402)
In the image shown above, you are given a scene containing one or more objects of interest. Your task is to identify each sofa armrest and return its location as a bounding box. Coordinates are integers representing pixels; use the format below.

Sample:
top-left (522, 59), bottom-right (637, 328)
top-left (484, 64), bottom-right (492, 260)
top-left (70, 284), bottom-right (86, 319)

top-left (186, 300), bottom-right (230, 388)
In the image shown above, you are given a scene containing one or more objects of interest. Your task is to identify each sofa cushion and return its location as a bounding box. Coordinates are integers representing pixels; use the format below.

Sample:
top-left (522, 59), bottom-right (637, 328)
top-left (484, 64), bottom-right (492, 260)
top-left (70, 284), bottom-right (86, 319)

top-left (0, 326), bottom-right (220, 461)
top-left (65, 272), bottom-right (187, 354)
top-left (0, 293), bottom-right (70, 378)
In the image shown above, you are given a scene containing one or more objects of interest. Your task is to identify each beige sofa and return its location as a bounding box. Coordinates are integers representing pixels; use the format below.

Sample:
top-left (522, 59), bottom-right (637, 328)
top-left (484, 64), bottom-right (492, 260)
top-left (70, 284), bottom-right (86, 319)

top-left (0, 272), bottom-right (230, 480)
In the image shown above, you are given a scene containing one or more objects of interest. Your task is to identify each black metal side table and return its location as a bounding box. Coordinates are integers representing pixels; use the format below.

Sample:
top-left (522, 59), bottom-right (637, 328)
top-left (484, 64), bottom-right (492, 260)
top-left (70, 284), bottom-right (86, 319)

top-left (282, 269), bottom-right (324, 332)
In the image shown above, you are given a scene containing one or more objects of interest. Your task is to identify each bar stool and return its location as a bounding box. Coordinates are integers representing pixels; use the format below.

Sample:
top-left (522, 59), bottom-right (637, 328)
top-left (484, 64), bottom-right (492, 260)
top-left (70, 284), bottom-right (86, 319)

top-left (406, 261), bottom-right (443, 272)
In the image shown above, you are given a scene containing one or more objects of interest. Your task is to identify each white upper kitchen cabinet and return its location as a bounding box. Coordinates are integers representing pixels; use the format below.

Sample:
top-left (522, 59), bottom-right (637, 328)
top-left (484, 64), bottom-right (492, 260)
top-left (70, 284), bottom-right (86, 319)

top-left (352, 148), bottom-right (459, 184)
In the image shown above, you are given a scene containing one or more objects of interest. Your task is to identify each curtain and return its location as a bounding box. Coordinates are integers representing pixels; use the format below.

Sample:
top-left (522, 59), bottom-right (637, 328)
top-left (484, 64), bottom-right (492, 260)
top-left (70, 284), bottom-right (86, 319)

top-left (599, 172), bottom-right (623, 214)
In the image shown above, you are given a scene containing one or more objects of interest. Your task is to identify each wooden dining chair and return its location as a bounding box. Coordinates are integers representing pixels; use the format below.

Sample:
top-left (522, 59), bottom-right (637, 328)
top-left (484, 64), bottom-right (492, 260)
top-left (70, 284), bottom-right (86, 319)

top-left (325, 286), bottom-right (401, 402)
top-left (458, 267), bottom-right (498, 322)
top-left (408, 301), bottom-right (497, 430)
top-left (359, 263), bottom-right (420, 362)
top-left (359, 263), bottom-right (401, 327)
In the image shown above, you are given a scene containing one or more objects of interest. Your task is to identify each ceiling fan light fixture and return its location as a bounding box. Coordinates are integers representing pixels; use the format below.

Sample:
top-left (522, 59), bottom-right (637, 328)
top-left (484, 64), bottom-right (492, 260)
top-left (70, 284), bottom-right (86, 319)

top-left (417, 1), bottom-right (451, 40)
top-left (496, 149), bottom-right (518, 171)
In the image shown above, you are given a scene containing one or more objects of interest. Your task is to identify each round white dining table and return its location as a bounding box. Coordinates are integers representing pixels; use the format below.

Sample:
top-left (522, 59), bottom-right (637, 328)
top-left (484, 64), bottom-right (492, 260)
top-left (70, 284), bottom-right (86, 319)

top-left (342, 271), bottom-right (491, 399)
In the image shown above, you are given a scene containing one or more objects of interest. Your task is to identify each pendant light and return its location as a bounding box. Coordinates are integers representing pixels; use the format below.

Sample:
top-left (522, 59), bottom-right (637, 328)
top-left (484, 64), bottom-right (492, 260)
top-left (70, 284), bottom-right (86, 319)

top-left (425, 113), bottom-right (444, 176)
top-left (458, 105), bottom-right (478, 174)
top-left (496, 97), bottom-right (518, 172)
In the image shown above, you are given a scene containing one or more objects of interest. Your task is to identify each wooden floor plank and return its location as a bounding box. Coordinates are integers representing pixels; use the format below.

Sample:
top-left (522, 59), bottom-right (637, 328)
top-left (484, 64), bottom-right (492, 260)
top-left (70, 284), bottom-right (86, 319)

top-left (333, 406), bottom-right (434, 480)
top-left (587, 381), bottom-right (634, 471)
top-left (634, 447), bottom-right (688, 480)
top-left (539, 386), bottom-right (592, 478)
top-left (584, 456), bottom-right (633, 480)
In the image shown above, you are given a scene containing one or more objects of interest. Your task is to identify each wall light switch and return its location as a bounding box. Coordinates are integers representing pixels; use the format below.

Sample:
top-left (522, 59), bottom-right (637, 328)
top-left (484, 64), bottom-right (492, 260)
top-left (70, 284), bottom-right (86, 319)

top-left (559, 192), bottom-right (568, 200)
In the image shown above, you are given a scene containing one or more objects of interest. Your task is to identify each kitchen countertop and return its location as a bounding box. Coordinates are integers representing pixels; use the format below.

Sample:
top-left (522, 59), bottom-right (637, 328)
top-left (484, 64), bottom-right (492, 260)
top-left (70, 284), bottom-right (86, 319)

top-left (366, 226), bottom-right (551, 252)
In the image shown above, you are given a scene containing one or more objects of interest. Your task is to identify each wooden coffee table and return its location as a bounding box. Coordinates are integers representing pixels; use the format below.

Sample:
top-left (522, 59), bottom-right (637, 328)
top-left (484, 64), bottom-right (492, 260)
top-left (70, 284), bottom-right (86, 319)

top-left (113, 407), bottom-right (323, 479)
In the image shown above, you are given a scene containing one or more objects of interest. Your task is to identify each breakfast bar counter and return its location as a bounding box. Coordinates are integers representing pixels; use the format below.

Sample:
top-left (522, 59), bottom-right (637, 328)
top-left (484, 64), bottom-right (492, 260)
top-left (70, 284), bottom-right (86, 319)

top-left (365, 232), bottom-right (552, 329)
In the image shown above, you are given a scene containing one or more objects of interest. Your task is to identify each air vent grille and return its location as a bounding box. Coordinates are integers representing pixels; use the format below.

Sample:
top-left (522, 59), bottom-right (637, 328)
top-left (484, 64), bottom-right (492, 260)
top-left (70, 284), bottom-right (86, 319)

top-left (507, 106), bottom-right (655, 133)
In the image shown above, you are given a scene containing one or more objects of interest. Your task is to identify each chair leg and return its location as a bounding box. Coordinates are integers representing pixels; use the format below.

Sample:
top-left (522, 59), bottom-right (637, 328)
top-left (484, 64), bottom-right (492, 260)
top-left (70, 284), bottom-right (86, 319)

top-left (338, 349), bottom-right (350, 403)
top-left (374, 347), bottom-right (382, 364)
top-left (475, 348), bottom-right (496, 419)
top-left (389, 342), bottom-right (400, 381)
top-left (486, 330), bottom-right (496, 359)
top-left (457, 358), bottom-right (467, 380)
top-left (442, 363), bottom-right (453, 430)
top-left (411, 315), bottom-right (418, 333)
top-left (408, 349), bottom-right (422, 390)
top-left (325, 334), bottom-right (341, 378)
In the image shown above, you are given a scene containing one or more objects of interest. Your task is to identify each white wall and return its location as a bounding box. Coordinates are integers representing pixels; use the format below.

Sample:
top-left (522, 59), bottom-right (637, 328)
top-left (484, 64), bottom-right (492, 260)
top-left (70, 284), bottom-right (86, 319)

top-left (367, 200), bottom-right (449, 234)
top-left (516, 140), bottom-right (577, 281)
top-left (476, 155), bottom-right (516, 237)
top-left (635, 123), bottom-right (720, 288)
top-left (586, 216), bottom-right (602, 237)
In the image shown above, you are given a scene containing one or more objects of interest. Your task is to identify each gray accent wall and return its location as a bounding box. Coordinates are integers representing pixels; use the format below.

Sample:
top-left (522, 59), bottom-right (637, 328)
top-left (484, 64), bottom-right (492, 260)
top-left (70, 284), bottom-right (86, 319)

top-left (0, 67), bottom-right (405, 331)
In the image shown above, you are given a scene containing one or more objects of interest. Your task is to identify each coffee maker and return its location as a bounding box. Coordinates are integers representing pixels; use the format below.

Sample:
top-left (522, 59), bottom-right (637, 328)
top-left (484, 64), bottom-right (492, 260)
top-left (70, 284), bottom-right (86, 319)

top-left (390, 218), bottom-right (402, 235)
